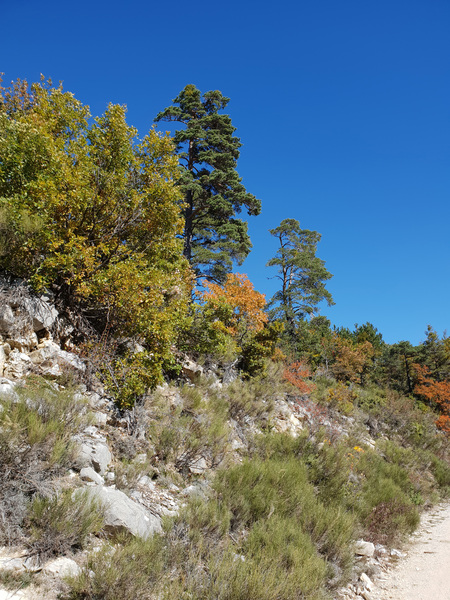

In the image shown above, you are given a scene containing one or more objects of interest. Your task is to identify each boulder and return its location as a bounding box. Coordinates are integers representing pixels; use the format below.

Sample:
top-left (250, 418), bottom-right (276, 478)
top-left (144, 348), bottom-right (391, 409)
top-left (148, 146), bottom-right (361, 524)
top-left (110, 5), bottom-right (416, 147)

top-left (0, 378), bottom-right (18, 400)
top-left (0, 345), bottom-right (9, 376)
top-left (355, 539), bottom-right (375, 557)
top-left (81, 486), bottom-right (162, 539)
top-left (24, 296), bottom-right (58, 333)
top-left (75, 440), bottom-right (112, 475)
top-left (80, 466), bottom-right (105, 485)
top-left (29, 340), bottom-right (85, 376)
top-left (43, 556), bottom-right (81, 578)
top-left (182, 358), bottom-right (203, 382)
top-left (0, 305), bottom-right (15, 334)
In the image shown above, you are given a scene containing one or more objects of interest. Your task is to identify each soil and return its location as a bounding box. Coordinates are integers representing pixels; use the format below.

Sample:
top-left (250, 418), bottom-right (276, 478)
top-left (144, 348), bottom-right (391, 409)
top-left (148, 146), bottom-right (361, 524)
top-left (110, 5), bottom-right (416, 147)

top-left (373, 503), bottom-right (450, 600)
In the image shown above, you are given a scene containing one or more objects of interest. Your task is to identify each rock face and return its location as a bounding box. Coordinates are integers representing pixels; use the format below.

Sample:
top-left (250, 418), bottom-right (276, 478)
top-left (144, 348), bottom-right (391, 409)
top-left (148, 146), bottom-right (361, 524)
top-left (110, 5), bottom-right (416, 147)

top-left (81, 486), bottom-right (162, 539)
top-left (73, 428), bottom-right (112, 475)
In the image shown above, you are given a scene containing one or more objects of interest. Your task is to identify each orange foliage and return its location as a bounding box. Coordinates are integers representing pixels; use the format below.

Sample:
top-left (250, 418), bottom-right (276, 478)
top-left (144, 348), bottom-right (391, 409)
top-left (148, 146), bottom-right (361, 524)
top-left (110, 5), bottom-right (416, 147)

top-left (202, 273), bottom-right (268, 337)
top-left (332, 336), bottom-right (374, 384)
top-left (283, 361), bottom-right (315, 395)
top-left (413, 364), bottom-right (450, 433)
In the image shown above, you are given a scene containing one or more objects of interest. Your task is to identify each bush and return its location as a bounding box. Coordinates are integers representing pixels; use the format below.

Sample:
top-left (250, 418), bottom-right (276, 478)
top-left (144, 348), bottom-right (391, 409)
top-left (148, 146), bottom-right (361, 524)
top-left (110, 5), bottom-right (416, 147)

top-left (0, 379), bottom-right (91, 546)
top-left (26, 490), bottom-right (105, 562)
top-left (63, 536), bottom-right (166, 600)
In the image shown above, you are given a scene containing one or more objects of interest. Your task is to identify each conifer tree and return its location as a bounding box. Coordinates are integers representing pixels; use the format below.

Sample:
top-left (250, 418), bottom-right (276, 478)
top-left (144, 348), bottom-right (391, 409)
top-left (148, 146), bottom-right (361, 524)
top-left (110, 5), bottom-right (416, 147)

top-left (155, 84), bottom-right (261, 282)
top-left (267, 219), bottom-right (334, 336)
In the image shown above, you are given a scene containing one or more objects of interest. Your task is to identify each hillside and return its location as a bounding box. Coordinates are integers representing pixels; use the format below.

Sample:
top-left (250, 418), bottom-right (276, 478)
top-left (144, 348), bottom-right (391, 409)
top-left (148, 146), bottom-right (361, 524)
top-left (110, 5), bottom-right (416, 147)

top-left (1, 76), bottom-right (449, 600)
top-left (0, 284), bottom-right (449, 600)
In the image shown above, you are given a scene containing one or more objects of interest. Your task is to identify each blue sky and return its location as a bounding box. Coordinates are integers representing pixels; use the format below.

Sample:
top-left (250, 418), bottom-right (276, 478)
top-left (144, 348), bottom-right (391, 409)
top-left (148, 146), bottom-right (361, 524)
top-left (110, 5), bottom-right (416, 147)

top-left (2, 0), bottom-right (449, 345)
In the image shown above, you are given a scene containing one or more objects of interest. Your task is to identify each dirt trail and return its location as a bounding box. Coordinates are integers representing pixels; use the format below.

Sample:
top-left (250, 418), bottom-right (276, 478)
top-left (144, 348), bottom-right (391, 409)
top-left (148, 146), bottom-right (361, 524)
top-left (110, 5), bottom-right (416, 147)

top-left (373, 503), bottom-right (450, 600)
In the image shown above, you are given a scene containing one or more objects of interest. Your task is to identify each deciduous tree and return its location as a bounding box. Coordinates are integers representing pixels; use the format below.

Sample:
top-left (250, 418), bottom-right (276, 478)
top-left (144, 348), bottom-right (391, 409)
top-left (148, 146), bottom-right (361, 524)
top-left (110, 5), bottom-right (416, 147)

top-left (0, 77), bottom-right (191, 405)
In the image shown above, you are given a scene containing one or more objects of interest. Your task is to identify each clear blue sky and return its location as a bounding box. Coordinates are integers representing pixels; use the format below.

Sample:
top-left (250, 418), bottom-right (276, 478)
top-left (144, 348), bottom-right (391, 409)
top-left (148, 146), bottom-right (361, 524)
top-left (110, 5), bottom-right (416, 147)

top-left (2, 0), bottom-right (449, 345)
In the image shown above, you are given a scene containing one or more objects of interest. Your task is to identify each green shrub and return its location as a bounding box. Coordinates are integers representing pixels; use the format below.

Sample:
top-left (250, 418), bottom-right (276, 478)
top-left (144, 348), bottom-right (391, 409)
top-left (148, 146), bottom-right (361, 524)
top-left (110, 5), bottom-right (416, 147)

top-left (26, 490), bottom-right (105, 561)
top-left (0, 379), bottom-right (92, 546)
top-left (63, 536), bottom-right (166, 600)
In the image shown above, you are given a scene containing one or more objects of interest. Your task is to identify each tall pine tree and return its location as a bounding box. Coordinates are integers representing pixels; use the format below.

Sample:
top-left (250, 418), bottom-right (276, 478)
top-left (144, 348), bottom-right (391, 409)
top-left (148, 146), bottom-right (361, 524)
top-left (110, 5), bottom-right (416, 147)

top-left (155, 84), bottom-right (261, 282)
top-left (267, 219), bottom-right (334, 336)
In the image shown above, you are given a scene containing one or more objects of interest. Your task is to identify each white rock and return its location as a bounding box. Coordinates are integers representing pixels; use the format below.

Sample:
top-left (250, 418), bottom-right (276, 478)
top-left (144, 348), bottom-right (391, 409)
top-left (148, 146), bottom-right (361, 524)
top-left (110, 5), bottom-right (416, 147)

top-left (360, 572), bottom-right (374, 591)
top-left (0, 589), bottom-right (27, 599)
top-left (3, 349), bottom-right (32, 379)
top-left (43, 556), bottom-right (81, 577)
top-left (79, 486), bottom-right (162, 539)
top-left (80, 466), bottom-right (105, 485)
top-left (0, 305), bottom-right (15, 333)
top-left (0, 556), bottom-right (25, 572)
top-left (189, 457), bottom-right (208, 474)
top-left (355, 540), bottom-right (375, 557)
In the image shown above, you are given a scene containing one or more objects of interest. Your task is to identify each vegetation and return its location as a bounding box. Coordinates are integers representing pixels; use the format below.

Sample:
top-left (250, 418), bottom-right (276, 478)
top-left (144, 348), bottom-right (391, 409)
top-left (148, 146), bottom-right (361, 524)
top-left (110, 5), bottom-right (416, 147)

top-left (267, 218), bottom-right (334, 339)
top-left (0, 76), bottom-right (191, 407)
top-left (155, 84), bottom-right (261, 282)
top-left (1, 74), bottom-right (450, 600)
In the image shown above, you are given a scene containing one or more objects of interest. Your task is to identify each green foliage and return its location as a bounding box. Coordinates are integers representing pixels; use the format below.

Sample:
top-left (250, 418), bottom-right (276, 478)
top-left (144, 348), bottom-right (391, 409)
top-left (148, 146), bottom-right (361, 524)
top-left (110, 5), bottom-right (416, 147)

top-left (0, 77), bottom-right (192, 407)
top-left (239, 322), bottom-right (283, 377)
top-left (0, 378), bottom-right (92, 546)
top-left (155, 84), bottom-right (261, 282)
top-left (148, 380), bottom-right (230, 474)
top-left (26, 490), bottom-right (104, 561)
top-left (63, 536), bottom-right (166, 600)
top-left (267, 219), bottom-right (334, 338)
top-left (178, 301), bottom-right (240, 366)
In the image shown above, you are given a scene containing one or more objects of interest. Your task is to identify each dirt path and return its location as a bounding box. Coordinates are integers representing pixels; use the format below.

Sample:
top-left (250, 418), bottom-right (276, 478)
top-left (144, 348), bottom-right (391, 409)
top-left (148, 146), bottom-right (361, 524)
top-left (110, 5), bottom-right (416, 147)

top-left (373, 503), bottom-right (450, 600)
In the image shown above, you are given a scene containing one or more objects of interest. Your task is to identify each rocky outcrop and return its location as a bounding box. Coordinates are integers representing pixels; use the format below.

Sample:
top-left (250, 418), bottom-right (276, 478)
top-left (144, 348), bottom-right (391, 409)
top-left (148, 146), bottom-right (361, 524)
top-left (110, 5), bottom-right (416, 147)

top-left (80, 486), bottom-right (162, 539)
top-left (73, 427), bottom-right (112, 475)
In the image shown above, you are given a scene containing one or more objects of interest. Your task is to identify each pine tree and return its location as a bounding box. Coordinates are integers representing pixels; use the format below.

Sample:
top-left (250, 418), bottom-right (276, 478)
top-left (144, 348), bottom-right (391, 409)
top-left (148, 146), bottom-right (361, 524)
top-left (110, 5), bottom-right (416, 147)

top-left (155, 84), bottom-right (261, 282)
top-left (267, 219), bottom-right (334, 336)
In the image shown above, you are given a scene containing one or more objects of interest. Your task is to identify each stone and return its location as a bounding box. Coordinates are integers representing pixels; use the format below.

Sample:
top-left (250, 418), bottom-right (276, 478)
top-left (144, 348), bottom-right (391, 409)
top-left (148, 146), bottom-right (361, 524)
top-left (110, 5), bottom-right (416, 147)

top-left (80, 466), bottom-right (105, 485)
top-left (0, 589), bottom-right (27, 599)
top-left (390, 548), bottom-right (405, 558)
top-left (75, 440), bottom-right (112, 475)
top-left (355, 540), bottom-right (375, 557)
top-left (0, 305), bottom-right (15, 333)
top-left (3, 349), bottom-right (32, 379)
top-left (27, 297), bottom-right (58, 333)
top-left (138, 475), bottom-right (155, 490)
top-left (182, 358), bottom-right (203, 382)
top-left (0, 346), bottom-right (9, 376)
top-left (29, 341), bottom-right (85, 375)
top-left (80, 486), bottom-right (162, 539)
top-left (189, 457), bottom-right (208, 474)
top-left (94, 411), bottom-right (108, 426)
top-left (359, 572), bottom-right (374, 591)
top-left (0, 556), bottom-right (25, 572)
top-left (43, 556), bottom-right (81, 578)
top-left (0, 377), bottom-right (19, 402)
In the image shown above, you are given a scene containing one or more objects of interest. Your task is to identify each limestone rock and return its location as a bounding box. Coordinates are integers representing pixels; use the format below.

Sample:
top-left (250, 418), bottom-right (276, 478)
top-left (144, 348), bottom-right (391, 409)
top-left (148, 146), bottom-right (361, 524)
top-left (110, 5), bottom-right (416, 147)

top-left (189, 457), bottom-right (208, 474)
top-left (0, 378), bottom-right (18, 400)
top-left (81, 486), bottom-right (162, 539)
top-left (182, 358), bottom-right (203, 382)
top-left (0, 305), bottom-right (15, 333)
top-left (80, 466), bottom-right (105, 485)
top-left (42, 556), bottom-right (81, 577)
top-left (360, 572), bottom-right (374, 591)
top-left (3, 349), bottom-right (32, 379)
top-left (355, 540), bottom-right (375, 557)
top-left (75, 439), bottom-right (112, 475)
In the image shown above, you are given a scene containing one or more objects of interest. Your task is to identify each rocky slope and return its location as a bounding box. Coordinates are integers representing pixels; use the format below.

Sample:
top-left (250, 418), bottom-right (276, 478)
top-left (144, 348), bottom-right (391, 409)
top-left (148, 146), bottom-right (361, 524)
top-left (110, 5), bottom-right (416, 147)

top-left (0, 281), bottom-right (447, 600)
